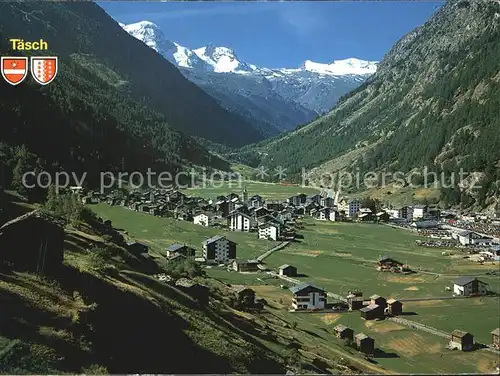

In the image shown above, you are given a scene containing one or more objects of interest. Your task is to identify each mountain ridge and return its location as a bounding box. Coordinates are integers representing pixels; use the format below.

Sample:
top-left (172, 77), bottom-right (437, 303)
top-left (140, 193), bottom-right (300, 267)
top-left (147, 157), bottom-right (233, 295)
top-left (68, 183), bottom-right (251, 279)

top-left (122, 20), bottom-right (377, 133)
top-left (253, 0), bottom-right (500, 211)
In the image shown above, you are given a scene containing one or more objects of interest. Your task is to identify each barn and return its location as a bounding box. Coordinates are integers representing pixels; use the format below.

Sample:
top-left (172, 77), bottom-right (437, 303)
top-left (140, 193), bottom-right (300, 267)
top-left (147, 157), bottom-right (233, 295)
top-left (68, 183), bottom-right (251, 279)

top-left (0, 210), bottom-right (64, 275)
top-left (279, 264), bottom-right (297, 277)
top-left (449, 330), bottom-right (474, 351)
top-left (333, 325), bottom-right (354, 341)
top-left (386, 298), bottom-right (403, 316)
top-left (355, 333), bottom-right (375, 354)
top-left (360, 304), bottom-right (384, 320)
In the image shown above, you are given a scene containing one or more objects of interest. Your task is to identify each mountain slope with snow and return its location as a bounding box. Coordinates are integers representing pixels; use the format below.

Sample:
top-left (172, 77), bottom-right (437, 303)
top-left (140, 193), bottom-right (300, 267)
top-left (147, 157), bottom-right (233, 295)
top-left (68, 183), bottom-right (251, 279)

top-left (123, 20), bottom-right (377, 130)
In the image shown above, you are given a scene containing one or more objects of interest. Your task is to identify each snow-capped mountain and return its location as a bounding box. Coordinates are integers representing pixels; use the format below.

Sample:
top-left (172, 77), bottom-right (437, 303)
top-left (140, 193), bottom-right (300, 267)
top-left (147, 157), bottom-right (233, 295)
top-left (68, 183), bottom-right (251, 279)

top-left (123, 20), bottom-right (378, 132)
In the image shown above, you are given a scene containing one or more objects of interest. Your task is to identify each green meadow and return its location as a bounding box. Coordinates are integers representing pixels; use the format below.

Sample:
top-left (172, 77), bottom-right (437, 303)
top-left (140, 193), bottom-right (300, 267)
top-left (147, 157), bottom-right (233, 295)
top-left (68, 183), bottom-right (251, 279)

top-left (181, 180), bottom-right (319, 200)
top-left (91, 199), bottom-right (500, 374)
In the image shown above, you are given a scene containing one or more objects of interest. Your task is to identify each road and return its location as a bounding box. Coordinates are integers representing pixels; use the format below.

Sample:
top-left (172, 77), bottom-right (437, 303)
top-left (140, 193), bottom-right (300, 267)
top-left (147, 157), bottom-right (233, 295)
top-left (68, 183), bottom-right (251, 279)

top-left (256, 241), bottom-right (290, 262)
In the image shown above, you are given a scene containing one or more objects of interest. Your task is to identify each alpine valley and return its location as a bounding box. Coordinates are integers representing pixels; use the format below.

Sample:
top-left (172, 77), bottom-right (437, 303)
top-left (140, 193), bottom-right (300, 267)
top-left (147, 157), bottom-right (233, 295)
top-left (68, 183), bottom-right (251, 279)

top-left (123, 21), bottom-right (377, 136)
top-left (250, 0), bottom-right (500, 212)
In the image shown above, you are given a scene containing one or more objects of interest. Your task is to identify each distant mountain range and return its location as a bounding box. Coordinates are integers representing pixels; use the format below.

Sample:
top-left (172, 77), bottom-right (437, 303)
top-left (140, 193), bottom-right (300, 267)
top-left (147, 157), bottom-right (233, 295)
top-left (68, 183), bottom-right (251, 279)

top-left (252, 0), bottom-right (500, 211)
top-left (123, 21), bottom-right (377, 135)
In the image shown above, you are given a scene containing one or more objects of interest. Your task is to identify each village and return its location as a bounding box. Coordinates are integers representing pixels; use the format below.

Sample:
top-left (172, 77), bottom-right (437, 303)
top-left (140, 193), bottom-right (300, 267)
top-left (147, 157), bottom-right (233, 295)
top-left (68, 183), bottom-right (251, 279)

top-left (71, 183), bottom-right (500, 364)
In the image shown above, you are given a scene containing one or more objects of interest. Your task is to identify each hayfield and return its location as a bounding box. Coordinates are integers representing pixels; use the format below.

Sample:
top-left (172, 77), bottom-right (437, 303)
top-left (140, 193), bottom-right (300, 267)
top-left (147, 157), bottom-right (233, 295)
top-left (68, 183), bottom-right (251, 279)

top-left (253, 284), bottom-right (499, 375)
top-left (181, 180), bottom-right (319, 200)
top-left (90, 199), bottom-right (500, 374)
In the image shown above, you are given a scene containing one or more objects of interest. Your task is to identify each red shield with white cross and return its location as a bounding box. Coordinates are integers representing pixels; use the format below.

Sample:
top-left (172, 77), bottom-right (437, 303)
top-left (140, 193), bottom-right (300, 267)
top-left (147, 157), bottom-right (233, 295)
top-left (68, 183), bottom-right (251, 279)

top-left (31, 56), bottom-right (58, 85)
top-left (1, 57), bottom-right (28, 85)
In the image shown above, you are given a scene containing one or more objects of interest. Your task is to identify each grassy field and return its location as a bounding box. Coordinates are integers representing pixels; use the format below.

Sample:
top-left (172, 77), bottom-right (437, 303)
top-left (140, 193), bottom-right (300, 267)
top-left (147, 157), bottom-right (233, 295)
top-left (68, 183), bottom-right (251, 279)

top-left (92, 204), bottom-right (500, 299)
top-left (263, 219), bottom-right (499, 298)
top-left (92, 203), bottom-right (271, 260)
top-left (91, 203), bottom-right (500, 374)
top-left (181, 180), bottom-right (319, 200)
top-left (249, 285), bottom-right (500, 375)
top-left (403, 298), bottom-right (500, 344)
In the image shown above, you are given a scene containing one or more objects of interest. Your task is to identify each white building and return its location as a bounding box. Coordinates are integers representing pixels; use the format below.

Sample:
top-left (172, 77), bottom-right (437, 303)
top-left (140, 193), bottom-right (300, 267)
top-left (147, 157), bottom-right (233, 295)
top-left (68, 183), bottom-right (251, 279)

top-left (339, 199), bottom-right (360, 218)
top-left (453, 276), bottom-right (489, 296)
top-left (202, 235), bottom-right (236, 264)
top-left (193, 212), bottom-right (213, 227)
top-left (227, 211), bottom-right (254, 232)
top-left (454, 231), bottom-right (492, 246)
top-left (412, 205), bottom-right (428, 220)
top-left (317, 207), bottom-right (337, 221)
top-left (290, 283), bottom-right (327, 310)
top-left (258, 222), bottom-right (281, 241)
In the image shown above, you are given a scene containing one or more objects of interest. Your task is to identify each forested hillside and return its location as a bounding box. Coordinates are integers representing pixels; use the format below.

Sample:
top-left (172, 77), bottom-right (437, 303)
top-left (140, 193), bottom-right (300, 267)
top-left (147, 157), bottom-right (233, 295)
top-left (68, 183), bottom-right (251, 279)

top-left (25, 2), bottom-right (263, 147)
top-left (0, 1), bottom-right (277, 198)
top-left (255, 0), bottom-right (500, 209)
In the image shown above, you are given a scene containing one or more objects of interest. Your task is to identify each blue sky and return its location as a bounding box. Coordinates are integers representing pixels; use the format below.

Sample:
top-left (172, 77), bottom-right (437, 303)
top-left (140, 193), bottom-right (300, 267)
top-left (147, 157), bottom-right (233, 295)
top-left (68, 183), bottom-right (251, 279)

top-left (99, 1), bottom-right (443, 68)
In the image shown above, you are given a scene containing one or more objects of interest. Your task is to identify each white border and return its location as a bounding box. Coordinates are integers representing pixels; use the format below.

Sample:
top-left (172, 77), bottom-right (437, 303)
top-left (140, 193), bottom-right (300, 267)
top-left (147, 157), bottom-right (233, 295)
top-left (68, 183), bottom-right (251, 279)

top-left (1, 56), bottom-right (28, 86)
top-left (31, 56), bottom-right (58, 85)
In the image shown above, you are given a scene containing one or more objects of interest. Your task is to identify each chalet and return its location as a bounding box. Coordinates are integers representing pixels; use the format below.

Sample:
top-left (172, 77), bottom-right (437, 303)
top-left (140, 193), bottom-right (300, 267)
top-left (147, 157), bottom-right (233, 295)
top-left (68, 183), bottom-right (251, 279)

top-left (370, 294), bottom-right (387, 309)
top-left (0, 210), bottom-right (64, 275)
top-left (279, 264), bottom-right (297, 277)
top-left (317, 207), bottom-right (337, 221)
top-left (360, 304), bottom-right (384, 320)
top-left (228, 210), bottom-right (254, 232)
top-left (306, 194), bottom-right (322, 204)
top-left (376, 211), bottom-right (390, 222)
top-left (193, 212), bottom-right (213, 227)
top-left (358, 207), bottom-right (373, 216)
top-left (248, 196), bottom-right (264, 208)
top-left (454, 231), bottom-right (492, 246)
top-left (491, 328), bottom-right (500, 348)
top-left (168, 191), bottom-right (187, 203)
top-left (287, 194), bottom-right (307, 206)
top-left (427, 207), bottom-right (441, 220)
top-left (127, 241), bottom-right (149, 256)
top-left (258, 221), bottom-right (281, 241)
top-left (334, 325), bottom-right (354, 341)
top-left (277, 209), bottom-right (293, 222)
top-left (174, 208), bottom-right (192, 222)
top-left (289, 283), bottom-right (327, 310)
top-left (295, 206), bottom-right (306, 216)
top-left (232, 259), bottom-right (260, 272)
top-left (234, 286), bottom-right (256, 303)
top-left (347, 293), bottom-right (364, 311)
top-left (250, 194), bottom-right (264, 202)
top-left (355, 333), bottom-right (375, 354)
top-left (215, 200), bottom-right (235, 216)
top-left (175, 278), bottom-right (210, 305)
top-left (253, 207), bottom-right (270, 218)
top-left (413, 205), bottom-right (428, 220)
top-left (449, 330), bottom-right (474, 351)
top-left (202, 235), bottom-right (236, 264)
top-left (392, 206), bottom-right (413, 221)
top-left (168, 253), bottom-right (186, 264)
top-left (386, 298), bottom-right (403, 316)
top-left (357, 212), bottom-right (373, 222)
top-left (226, 193), bottom-right (239, 201)
top-left (453, 276), bottom-right (489, 296)
top-left (149, 205), bottom-right (161, 216)
top-left (166, 244), bottom-right (196, 258)
top-left (320, 197), bottom-right (335, 208)
top-left (265, 201), bottom-right (283, 211)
